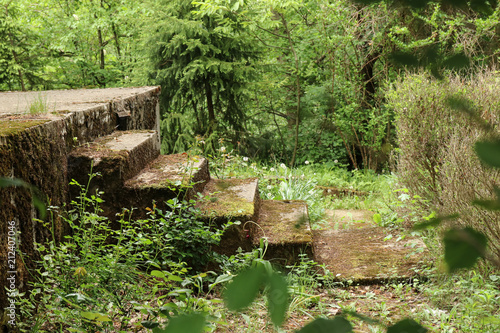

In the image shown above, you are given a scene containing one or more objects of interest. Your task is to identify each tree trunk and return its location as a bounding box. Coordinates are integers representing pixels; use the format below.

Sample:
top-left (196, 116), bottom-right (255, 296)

top-left (204, 78), bottom-right (215, 134)
top-left (280, 14), bottom-right (301, 168)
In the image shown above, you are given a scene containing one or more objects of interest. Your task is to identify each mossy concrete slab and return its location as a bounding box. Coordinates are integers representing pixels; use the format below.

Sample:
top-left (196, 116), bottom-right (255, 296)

top-left (124, 154), bottom-right (209, 218)
top-left (196, 178), bottom-right (260, 256)
top-left (252, 200), bottom-right (313, 265)
top-left (0, 118), bottom-right (51, 141)
top-left (197, 178), bottom-right (260, 223)
top-left (313, 209), bottom-right (427, 283)
top-left (68, 130), bottom-right (160, 185)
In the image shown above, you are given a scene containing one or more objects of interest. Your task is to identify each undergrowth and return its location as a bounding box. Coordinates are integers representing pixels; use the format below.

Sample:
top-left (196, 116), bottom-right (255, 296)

top-left (13, 160), bottom-right (500, 332)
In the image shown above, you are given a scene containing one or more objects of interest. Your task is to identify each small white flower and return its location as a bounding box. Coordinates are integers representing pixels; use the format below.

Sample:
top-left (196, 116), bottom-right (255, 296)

top-left (266, 193), bottom-right (273, 198)
top-left (334, 159), bottom-right (338, 163)
top-left (270, 167), bottom-right (275, 172)
top-left (220, 146), bottom-right (226, 152)
top-left (280, 163), bottom-right (287, 169)
top-left (267, 185), bottom-right (272, 190)
top-left (305, 160), bottom-right (310, 165)
top-left (243, 156), bottom-right (249, 161)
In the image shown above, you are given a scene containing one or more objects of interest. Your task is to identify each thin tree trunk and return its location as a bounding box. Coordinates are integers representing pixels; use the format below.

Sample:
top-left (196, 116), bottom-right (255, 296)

top-left (204, 78), bottom-right (215, 134)
top-left (280, 14), bottom-right (301, 168)
top-left (111, 22), bottom-right (121, 58)
top-left (97, 28), bottom-right (105, 70)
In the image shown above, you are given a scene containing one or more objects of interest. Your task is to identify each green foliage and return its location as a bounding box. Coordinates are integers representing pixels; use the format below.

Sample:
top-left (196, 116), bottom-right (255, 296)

top-left (388, 71), bottom-right (500, 257)
top-left (297, 317), bottom-right (353, 333)
top-left (0, 177), bottom-right (46, 218)
top-left (139, 198), bottom-right (226, 270)
top-left (146, 0), bottom-right (259, 153)
top-left (386, 319), bottom-right (427, 333)
top-left (444, 227), bottom-right (487, 272)
top-left (223, 262), bottom-right (289, 327)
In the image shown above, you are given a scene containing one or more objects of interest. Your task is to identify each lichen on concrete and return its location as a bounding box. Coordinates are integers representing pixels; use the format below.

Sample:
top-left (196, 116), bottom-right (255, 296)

top-left (197, 178), bottom-right (259, 222)
top-left (313, 210), bottom-right (428, 282)
top-left (251, 200), bottom-right (313, 265)
top-left (0, 119), bottom-right (51, 138)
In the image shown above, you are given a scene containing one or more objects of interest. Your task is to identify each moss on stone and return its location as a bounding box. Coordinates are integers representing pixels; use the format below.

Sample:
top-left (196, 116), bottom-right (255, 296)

top-left (312, 211), bottom-right (427, 282)
top-left (197, 178), bottom-right (258, 221)
top-left (0, 119), bottom-right (50, 137)
top-left (254, 200), bottom-right (312, 245)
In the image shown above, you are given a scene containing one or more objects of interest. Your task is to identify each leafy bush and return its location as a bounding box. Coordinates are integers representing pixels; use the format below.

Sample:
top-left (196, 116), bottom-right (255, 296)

top-left (16, 175), bottom-right (227, 331)
top-left (387, 71), bottom-right (500, 256)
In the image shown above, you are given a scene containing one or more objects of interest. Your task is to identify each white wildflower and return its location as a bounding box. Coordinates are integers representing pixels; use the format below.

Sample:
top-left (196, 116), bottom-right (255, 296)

top-left (270, 167), bottom-right (275, 172)
top-left (266, 193), bottom-right (273, 198)
top-left (334, 159), bottom-right (338, 163)
top-left (243, 156), bottom-right (249, 162)
top-left (305, 160), bottom-right (310, 165)
top-left (220, 146), bottom-right (226, 152)
top-left (280, 163), bottom-right (287, 169)
top-left (267, 185), bottom-right (272, 190)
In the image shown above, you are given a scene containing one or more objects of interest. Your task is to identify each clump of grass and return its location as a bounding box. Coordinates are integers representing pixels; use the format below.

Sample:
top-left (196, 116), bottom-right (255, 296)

top-left (27, 93), bottom-right (49, 115)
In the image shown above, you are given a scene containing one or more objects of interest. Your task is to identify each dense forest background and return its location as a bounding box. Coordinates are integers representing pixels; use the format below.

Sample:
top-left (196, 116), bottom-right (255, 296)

top-left (1, 0), bottom-right (499, 169)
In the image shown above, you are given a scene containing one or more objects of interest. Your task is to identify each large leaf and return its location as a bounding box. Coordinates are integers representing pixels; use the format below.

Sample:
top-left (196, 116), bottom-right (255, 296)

top-left (473, 186), bottom-right (500, 211)
top-left (224, 265), bottom-right (265, 311)
top-left (387, 319), bottom-right (427, 333)
top-left (413, 214), bottom-right (459, 230)
top-left (80, 311), bottom-right (111, 322)
top-left (154, 313), bottom-right (205, 333)
top-left (475, 140), bottom-right (500, 169)
top-left (444, 227), bottom-right (487, 272)
top-left (267, 272), bottom-right (289, 327)
top-left (0, 177), bottom-right (46, 218)
top-left (296, 317), bottom-right (353, 333)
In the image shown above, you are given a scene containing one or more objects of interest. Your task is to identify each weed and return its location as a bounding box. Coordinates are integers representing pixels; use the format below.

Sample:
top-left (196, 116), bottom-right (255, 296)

top-left (26, 93), bottom-right (50, 115)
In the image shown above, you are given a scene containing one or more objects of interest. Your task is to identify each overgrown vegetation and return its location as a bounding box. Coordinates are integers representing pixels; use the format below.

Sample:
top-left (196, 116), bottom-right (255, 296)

top-left (3, 0), bottom-right (500, 331)
top-left (387, 72), bottom-right (500, 257)
top-left (12, 157), bottom-right (500, 332)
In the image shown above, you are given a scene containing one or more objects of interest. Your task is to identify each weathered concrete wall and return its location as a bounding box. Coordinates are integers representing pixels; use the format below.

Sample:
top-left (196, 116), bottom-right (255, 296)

top-left (0, 87), bottom-right (161, 324)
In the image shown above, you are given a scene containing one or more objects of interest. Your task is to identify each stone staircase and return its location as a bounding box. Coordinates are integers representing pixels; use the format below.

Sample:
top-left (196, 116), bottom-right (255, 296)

top-left (67, 130), bottom-right (314, 266)
top-left (68, 129), bottom-right (428, 278)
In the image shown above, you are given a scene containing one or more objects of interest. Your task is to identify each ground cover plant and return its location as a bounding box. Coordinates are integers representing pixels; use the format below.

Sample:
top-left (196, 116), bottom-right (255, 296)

top-left (12, 153), bottom-right (500, 332)
top-left (4, 0), bottom-right (500, 331)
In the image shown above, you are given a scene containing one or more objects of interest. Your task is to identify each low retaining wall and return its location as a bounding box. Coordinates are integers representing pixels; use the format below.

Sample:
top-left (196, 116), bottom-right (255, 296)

top-left (0, 87), bottom-right (161, 325)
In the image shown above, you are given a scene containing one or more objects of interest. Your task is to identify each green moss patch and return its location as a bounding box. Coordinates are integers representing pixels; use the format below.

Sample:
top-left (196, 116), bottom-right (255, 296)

top-left (253, 200), bottom-right (312, 245)
top-left (313, 210), bottom-right (428, 282)
top-left (0, 119), bottom-right (51, 137)
top-left (197, 178), bottom-right (258, 221)
top-left (125, 153), bottom-right (208, 189)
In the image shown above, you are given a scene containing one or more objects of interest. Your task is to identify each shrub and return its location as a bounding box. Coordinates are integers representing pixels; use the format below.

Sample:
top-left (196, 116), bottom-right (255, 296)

top-left (387, 70), bottom-right (500, 257)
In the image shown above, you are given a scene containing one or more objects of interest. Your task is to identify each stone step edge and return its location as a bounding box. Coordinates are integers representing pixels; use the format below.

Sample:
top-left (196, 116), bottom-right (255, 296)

top-left (196, 177), bottom-right (260, 225)
top-left (68, 130), bottom-right (160, 184)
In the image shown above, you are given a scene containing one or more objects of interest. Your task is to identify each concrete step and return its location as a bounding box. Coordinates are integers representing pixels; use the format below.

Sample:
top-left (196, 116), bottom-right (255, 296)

top-left (124, 153), bottom-right (209, 218)
top-left (196, 178), bottom-right (260, 255)
top-left (68, 130), bottom-right (160, 186)
top-left (251, 200), bottom-right (313, 265)
top-left (313, 209), bottom-right (427, 283)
